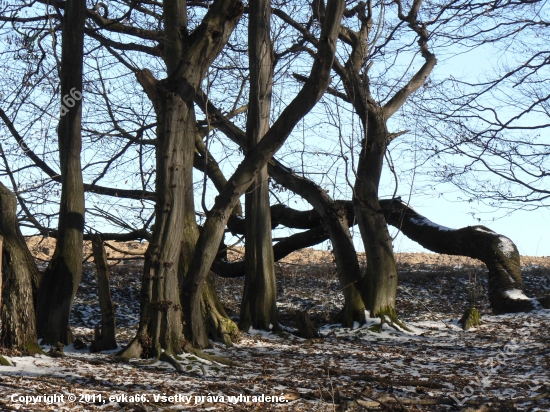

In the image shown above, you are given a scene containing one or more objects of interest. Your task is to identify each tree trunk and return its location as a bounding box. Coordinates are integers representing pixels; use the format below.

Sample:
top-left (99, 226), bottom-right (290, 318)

top-left (240, 0), bottom-right (278, 332)
top-left (181, 0), bottom-right (346, 348)
top-left (354, 113), bottom-right (399, 321)
top-left (36, 0), bottom-right (86, 345)
top-left (118, 0), bottom-right (244, 358)
top-left (90, 235), bottom-right (117, 352)
top-left (380, 199), bottom-right (549, 314)
top-left (0, 183), bottom-right (40, 353)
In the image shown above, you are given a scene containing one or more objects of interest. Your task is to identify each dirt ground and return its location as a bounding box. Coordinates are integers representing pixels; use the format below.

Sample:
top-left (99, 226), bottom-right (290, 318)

top-left (0, 237), bottom-right (548, 411)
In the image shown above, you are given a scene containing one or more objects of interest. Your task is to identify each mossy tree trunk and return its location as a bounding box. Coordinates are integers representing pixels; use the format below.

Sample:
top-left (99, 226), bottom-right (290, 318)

top-left (0, 183), bottom-right (40, 352)
top-left (240, 0), bottom-right (278, 332)
top-left (36, 0), bottom-right (86, 345)
top-left (381, 199), bottom-right (549, 314)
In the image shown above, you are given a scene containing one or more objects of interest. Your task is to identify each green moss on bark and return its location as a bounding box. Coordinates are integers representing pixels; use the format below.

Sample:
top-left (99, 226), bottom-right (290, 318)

top-left (460, 308), bottom-right (481, 331)
top-left (0, 355), bottom-right (11, 366)
top-left (373, 306), bottom-right (412, 332)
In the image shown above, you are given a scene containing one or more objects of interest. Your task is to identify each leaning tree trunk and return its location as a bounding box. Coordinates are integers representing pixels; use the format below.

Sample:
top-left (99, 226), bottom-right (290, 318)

top-left (36, 0), bottom-right (86, 345)
top-left (0, 183), bottom-right (40, 353)
top-left (354, 112), bottom-right (400, 321)
top-left (381, 199), bottom-right (549, 314)
top-left (268, 168), bottom-right (366, 327)
top-left (240, 0), bottom-right (278, 332)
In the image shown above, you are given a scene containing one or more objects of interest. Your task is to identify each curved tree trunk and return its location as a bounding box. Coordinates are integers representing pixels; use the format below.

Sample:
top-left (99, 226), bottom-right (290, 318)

top-left (36, 0), bottom-right (86, 345)
top-left (381, 199), bottom-right (549, 314)
top-left (354, 113), bottom-right (399, 320)
top-left (195, 88), bottom-right (366, 326)
top-left (0, 183), bottom-right (40, 352)
top-left (240, 0), bottom-right (278, 332)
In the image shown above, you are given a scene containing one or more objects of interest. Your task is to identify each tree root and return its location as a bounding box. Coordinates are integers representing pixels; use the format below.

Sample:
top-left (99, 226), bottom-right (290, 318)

top-left (374, 307), bottom-right (412, 333)
top-left (159, 352), bottom-right (183, 372)
top-left (183, 343), bottom-right (243, 368)
top-left (115, 337), bottom-right (144, 361)
top-left (116, 336), bottom-right (242, 370)
top-left (202, 278), bottom-right (241, 347)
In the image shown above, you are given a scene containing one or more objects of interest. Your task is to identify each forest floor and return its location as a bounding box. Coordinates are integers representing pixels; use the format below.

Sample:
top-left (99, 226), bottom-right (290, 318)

top-left (0, 238), bottom-right (549, 411)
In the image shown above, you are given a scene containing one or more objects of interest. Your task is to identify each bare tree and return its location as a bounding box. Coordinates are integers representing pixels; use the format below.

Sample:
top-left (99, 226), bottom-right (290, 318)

top-left (239, 0), bottom-right (278, 332)
top-left (36, 0), bottom-right (86, 345)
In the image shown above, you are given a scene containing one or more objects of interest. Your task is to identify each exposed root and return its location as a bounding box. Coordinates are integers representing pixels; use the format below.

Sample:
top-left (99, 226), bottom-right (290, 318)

top-left (183, 343), bottom-right (243, 368)
top-left (159, 352), bottom-right (184, 372)
top-left (202, 279), bottom-right (241, 347)
top-left (375, 307), bottom-right (412, 332)
top-left (115, 337), bottom-right (144, 361)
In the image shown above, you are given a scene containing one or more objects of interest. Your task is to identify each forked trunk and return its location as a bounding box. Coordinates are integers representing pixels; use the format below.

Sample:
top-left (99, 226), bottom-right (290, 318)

top-left (182, 0), bottom-right (346, 348)
top-left (36, 0), bottom-right (86, 345)
top-left (119, 0), bottom-right (244, 358)
top-left (0, 183), bottom-right (40, 353)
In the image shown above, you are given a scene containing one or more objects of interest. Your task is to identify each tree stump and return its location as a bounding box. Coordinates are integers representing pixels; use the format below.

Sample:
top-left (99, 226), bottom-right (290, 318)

top-left (293, 310), bottom-right (320, 339)
top-left (459, 308), bottom-right (481, 331)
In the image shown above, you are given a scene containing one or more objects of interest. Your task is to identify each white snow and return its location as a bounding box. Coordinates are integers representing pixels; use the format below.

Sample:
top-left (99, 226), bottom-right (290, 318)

top-left (499, 236), bottom-right (516, 257)
top-left (503, 288), bottom-right (531, 300)
top-left (409, 216), bottom-right (453, 231)
top-left (474, 227), bottom-right (496, 234)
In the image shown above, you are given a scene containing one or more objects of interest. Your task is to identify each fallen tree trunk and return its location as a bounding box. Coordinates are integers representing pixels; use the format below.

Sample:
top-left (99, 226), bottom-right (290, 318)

top-left (380, 199), bottom-right (549, 314)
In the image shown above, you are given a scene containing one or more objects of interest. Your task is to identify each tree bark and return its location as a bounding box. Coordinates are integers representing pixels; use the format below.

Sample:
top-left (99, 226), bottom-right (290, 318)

top-left (353, 111), bottom-right (399, 319)
top-left (240, 0), bottom-right (278, 332)
top-left (118, 0), bottom-right (244, 358)
top-left (380, 199), bottom-right (549, 314)
top-left (90, 235), bottom-right (117, 352)
top-left (36, 0), bottom-right (86, 345)
top-left (181, 0), bottom-right (346, 348)
top-left (0, 183), bottom-right (40, 352)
